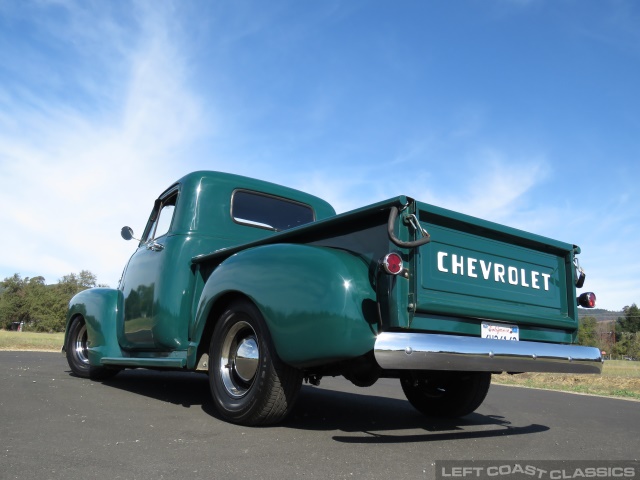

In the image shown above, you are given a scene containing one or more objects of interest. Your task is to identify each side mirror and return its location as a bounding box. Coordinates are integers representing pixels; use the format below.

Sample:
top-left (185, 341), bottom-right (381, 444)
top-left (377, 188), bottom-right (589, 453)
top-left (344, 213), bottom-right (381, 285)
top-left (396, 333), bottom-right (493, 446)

top-left (121, 226), bottom-right (135, 241)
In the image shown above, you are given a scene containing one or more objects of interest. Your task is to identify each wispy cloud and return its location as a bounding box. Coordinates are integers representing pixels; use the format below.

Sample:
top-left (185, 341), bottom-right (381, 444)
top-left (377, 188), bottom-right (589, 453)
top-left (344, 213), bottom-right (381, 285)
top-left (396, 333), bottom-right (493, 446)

top-left (0, 1), bottom-right (203, 286)
top-left (388, 149), bottom-right (551, 229)
top-left (289, 147), bottom-right (550, 231)
top-left (0, 0), bottom-right (636, 311)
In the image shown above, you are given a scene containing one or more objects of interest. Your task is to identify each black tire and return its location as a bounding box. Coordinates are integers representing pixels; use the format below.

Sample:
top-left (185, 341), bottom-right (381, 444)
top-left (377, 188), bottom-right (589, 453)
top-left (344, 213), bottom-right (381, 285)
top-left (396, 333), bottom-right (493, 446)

top-left (400, 371), bottom-right (491, 418)
top-left (65, 316), bottom-right (120, 381)
top-left (208, 300), bottom-right (303, 426)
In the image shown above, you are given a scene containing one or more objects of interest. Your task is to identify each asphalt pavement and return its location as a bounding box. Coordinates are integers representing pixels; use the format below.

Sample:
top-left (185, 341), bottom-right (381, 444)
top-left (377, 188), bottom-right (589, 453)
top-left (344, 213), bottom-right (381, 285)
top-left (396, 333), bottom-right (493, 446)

top-left (1, 351), bottom-right (638, 480)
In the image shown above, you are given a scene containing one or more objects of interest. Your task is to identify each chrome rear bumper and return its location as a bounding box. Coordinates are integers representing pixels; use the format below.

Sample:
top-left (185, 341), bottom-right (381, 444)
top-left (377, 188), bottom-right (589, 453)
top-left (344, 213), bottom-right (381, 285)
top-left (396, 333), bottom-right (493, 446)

top-left (374, 332), bottom-right (603, 374)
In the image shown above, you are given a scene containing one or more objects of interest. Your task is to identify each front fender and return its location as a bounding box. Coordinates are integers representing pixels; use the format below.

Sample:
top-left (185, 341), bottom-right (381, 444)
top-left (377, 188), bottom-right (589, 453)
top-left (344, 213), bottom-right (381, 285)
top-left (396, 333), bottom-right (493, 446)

top-left (193, 244), bottom-right (378, 367)
top-left (65, 288), bottom-right (124, 366)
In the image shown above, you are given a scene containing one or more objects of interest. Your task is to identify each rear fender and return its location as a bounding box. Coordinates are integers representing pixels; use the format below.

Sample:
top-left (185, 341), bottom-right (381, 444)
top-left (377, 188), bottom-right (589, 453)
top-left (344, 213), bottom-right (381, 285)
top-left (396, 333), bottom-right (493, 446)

top-left (191, 244), bottom-right (377, 368)
top-left (65, 288), bottom-right (124, 366)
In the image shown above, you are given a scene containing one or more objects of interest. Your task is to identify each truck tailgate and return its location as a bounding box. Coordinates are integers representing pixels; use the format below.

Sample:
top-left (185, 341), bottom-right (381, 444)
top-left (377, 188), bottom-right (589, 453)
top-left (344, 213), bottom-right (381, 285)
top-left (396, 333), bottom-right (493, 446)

top-left (414, 202), bottom-right (578, 331)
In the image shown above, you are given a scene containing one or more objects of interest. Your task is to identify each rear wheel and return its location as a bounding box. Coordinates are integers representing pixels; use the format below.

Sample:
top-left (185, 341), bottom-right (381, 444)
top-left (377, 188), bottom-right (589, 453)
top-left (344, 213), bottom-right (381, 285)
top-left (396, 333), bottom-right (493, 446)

top-left (208, 300), bottom-right (302, 426)
top-left (65, 316), bottom-right (119, 380)
top-left (400, 371), bottom-right (491, 418)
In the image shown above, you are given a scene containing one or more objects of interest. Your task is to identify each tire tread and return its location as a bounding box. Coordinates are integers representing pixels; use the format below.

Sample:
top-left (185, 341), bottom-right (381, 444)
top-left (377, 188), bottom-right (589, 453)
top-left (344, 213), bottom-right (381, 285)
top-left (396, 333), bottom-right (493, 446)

top-left (401, 372), bottom-right (491, 418)
top-left (209, 300), bottom-right (302, 426)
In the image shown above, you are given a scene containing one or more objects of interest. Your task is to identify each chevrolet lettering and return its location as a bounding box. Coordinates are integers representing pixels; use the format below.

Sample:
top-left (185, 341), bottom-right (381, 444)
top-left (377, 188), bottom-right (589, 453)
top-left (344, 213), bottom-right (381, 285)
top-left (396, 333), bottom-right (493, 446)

top-left (436, 251), bottom-right (552, 291)
top-left (62, 171), bottom-right (602, 426)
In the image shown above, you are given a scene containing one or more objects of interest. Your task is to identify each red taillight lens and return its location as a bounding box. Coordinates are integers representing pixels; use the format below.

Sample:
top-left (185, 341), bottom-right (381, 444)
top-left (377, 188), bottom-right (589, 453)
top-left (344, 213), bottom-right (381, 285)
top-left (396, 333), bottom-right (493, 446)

top-left (578, 292), bottom-right (596, 308)
top-left (382, 252), bottom-right (403, 275)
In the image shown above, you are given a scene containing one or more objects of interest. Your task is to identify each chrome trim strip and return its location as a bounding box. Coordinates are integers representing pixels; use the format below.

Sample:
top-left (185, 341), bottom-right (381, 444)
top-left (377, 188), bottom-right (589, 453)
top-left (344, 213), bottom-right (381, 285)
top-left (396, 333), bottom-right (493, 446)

top-left (374, 332), bottom-right (603, 374)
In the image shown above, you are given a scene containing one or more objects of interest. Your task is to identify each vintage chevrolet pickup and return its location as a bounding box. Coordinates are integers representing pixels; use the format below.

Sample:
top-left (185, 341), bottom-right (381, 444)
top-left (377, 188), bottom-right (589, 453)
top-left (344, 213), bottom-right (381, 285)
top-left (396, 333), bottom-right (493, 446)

top-left (63, 171), bottom-right (601, 425)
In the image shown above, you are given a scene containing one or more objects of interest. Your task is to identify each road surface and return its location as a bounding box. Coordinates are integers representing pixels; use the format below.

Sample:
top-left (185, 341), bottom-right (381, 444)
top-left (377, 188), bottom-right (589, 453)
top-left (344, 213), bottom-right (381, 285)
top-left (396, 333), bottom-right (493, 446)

top-left (1, 352), bottom-right (637, 479)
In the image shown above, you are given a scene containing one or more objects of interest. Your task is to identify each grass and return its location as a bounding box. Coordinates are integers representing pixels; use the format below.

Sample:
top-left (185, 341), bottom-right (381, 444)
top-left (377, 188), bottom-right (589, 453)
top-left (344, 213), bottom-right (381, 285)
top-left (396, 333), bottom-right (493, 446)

top-left (2, 330), bottom-right (639, 401)
top-left (0, 330), bottom-right (64, 351)
top-left (493, 360), bottom-right (640, 400)
top-left (601, 360), bottom-right (640, 377)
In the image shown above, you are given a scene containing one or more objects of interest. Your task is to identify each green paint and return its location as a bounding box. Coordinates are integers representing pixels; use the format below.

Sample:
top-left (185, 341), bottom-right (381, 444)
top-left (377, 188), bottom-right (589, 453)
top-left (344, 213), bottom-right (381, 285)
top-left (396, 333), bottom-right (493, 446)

top-left (64, 171), bottom-right (589, 375)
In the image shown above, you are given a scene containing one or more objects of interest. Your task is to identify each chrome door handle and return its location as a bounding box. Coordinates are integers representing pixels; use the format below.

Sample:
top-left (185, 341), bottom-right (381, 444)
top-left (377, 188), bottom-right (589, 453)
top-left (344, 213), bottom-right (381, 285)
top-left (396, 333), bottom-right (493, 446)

top-left (146, 241), bottom-right (164, 252)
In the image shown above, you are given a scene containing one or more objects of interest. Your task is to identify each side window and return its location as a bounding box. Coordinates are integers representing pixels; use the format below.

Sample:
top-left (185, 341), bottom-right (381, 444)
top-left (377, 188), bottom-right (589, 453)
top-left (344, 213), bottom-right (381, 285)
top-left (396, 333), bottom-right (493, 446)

top-left (143, 192), bottom-right (178, 242)
top-left (154, 203), bottom-right (175, 239)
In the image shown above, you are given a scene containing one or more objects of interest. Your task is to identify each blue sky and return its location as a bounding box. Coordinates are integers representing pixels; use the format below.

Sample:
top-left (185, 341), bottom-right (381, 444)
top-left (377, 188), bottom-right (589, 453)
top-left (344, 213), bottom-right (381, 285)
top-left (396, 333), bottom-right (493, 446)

top-left (0, 0), bottom-right (638, 311)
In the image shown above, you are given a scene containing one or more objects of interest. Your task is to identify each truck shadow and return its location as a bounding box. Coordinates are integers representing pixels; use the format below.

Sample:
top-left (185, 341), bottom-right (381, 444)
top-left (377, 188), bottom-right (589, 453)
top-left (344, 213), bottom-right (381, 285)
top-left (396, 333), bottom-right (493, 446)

top-left (286, 385), bottom-right (549, 443)
top-left (99, 369), bottom-right (549, 443)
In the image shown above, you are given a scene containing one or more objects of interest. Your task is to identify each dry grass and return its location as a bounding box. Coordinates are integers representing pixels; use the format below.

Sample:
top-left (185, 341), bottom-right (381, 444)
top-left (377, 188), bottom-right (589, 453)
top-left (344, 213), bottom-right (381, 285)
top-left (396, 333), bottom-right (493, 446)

top-left (0, 330), bottom-right (64, 352)
top-left (602, 360), bottom-right (640, 377)
top-left (493, 360), bottom-right (640, 400)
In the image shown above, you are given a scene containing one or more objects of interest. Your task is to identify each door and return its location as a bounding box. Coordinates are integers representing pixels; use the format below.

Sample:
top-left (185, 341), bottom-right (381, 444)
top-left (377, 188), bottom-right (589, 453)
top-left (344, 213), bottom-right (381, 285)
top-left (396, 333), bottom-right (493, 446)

top-left (119, 189), bottom-right (178, 350)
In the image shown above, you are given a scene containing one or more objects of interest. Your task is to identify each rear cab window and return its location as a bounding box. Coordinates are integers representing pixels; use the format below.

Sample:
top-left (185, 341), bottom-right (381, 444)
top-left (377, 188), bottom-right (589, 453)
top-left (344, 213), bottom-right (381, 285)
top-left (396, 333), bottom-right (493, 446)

top-left (231, 190), bottom-right (315, 231)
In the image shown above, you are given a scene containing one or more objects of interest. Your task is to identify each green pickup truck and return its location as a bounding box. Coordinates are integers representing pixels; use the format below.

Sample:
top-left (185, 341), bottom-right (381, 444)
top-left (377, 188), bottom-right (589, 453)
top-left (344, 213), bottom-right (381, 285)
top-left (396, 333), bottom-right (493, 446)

top-left (63, 171), bottom-right (601, 425)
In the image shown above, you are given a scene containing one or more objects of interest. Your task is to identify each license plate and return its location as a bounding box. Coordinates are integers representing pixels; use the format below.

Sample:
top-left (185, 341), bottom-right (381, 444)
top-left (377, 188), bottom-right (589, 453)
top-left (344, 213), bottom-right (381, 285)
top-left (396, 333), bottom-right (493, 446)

top-left (481, 321), bottom-right (519, 341)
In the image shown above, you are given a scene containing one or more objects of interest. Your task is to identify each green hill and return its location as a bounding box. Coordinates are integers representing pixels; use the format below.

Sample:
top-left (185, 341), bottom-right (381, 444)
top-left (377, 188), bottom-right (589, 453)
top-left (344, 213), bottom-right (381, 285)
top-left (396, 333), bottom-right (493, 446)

top-left (578, 308), bottom-right (622, 323)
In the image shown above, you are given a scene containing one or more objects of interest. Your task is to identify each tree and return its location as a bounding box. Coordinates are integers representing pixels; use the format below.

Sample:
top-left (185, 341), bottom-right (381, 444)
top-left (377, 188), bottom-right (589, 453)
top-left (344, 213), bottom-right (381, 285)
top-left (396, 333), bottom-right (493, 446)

top-left (595, 321), bottom-right (615, 354)
top-left (0, 271), bottom-right (101, 332)
top-left (0, 274), bottom-right (28, 329)
top-left (577, 316), bottom-right (598, 347)
top-left (617, 304), bottom-right (640, 335)
top-left (57, 270), bottom-right (97, 297)
top-left (608, 304), bottom-right (640, 358)
top-left (613, 332), bottom-right (640, 359)
top-left (630, 333), bottom-right (640, 359)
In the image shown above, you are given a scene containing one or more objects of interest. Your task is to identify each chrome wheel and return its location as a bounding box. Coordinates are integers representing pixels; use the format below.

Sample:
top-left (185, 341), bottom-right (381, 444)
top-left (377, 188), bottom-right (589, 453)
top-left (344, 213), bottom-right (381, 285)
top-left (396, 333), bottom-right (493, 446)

top-left (65, 316), bottom-right (120, 380)
top-left (208, 300), bottom-right (303, 425)
top-left (218, 320), bottom-right (260, 398)
top-left (73, 324), bottom-right (90, 365)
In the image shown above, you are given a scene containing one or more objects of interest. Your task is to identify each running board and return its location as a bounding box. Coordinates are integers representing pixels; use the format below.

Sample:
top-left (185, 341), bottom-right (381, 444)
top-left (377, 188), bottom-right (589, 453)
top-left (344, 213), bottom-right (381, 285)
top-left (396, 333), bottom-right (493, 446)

top-left (100, 357), bottom-right (187, 368)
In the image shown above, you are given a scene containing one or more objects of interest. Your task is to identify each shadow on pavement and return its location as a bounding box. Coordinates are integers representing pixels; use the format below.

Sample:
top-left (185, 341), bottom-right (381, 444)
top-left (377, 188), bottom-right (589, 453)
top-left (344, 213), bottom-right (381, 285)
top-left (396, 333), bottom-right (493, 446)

top-left (285, 384), bottom-right (549, 443)
top-left (96, 369), bottom-right (549, 443)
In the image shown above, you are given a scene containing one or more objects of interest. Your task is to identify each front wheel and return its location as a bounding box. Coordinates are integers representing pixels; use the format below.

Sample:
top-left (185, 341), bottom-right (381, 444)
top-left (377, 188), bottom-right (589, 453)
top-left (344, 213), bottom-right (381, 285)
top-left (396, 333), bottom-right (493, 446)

top-left (65, 316), bottom-right (119, 380)
top-left (401, 371), bottom-right (491, 418)
top-left (208, 300), bottom-right (302, 426)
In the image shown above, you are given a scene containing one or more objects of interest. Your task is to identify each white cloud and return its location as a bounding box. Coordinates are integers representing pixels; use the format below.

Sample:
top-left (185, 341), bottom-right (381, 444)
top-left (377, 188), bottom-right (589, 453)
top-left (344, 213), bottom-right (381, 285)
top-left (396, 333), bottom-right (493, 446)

top-left (287, 148), bottom-right (551, 224)
top-left (0, 0), bottom-right (635, 314)
top-left (405, 150), bottom-right (550, 223)
top-left (0, 2), bottom-right (204, 286)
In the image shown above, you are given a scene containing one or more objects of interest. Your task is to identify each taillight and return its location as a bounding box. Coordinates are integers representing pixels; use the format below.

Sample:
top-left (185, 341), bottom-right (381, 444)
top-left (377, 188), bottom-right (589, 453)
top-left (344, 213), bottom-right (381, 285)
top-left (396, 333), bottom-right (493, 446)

top-left (381, 252), bottom-right (404, 275)
top-left (578, 292), bottom-right (596, 308)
